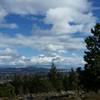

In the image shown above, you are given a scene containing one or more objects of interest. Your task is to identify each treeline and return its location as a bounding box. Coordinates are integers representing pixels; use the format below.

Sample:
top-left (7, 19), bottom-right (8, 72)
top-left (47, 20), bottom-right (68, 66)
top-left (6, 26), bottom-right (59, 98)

top-left (0, 63), bottom-right (79, 98)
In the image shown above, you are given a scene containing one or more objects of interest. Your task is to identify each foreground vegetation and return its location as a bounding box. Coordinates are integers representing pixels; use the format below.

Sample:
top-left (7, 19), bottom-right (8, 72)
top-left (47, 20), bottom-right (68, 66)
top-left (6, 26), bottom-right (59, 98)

top-left (0, 63), bottom-right (79, 99)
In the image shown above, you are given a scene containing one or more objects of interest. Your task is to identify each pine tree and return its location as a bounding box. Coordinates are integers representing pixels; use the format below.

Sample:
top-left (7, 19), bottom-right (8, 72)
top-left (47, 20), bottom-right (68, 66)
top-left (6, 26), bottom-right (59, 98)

top-left (48, 63), bottom-right (63, 91)
top-left (48, 62), bottom-right (57, 80)
top-left (83, 23), bottom-right (100, 92)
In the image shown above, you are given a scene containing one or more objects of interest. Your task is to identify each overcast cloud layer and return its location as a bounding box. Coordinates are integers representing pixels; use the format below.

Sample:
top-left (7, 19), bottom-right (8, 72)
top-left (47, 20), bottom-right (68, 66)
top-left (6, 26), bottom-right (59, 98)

top-left (0, 0), bottom-right (98, 67)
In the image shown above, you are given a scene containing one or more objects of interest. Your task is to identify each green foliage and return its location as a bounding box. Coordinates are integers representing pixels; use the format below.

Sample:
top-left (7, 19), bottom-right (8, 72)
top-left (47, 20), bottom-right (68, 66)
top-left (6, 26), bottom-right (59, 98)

top-left (48, 63), bottom-right (64, 92)
top-left (64, 68), bottom-right (79, 91)
top-left (63, 75), bottom-right (69, 91)
top-left (83, 23), bottom-right (100, 92)
top-left (11, 75), bottom-right (54, 94)
top-left (0, 83), bottom-right (15, 98)
top-left (69, 68), bottom-right (78, 90)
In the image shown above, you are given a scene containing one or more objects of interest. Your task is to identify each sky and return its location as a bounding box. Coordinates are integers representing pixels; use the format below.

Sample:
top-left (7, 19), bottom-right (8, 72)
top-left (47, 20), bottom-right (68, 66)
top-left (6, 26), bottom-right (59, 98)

top-left (0, 0), bottom-right (99, 68)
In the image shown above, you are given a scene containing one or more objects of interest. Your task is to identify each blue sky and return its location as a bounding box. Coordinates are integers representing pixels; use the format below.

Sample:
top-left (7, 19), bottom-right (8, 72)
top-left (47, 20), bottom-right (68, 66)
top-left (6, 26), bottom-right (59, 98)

top-left (0, 0), bottom-right (99, 68)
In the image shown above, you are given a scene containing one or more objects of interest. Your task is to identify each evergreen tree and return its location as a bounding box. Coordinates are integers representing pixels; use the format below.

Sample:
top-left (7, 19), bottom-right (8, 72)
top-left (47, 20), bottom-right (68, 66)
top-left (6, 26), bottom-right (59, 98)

top-left (83, 23), bottom-right (100, 92)
top-left (68, 68), bottom-right (78, 90)
top-left (48, 62), bottom-right (58, 81)
top-left (48, 62), bottom-right (63, 92)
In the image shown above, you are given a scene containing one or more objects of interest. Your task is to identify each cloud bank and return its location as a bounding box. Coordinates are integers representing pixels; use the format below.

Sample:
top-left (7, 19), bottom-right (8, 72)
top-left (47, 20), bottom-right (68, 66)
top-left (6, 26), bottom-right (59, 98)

top-left (0, 48), bottom-right (84, 68)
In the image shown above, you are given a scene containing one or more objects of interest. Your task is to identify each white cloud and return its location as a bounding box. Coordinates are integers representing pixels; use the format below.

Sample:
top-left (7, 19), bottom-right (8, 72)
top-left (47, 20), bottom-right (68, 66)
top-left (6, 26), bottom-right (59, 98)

top-left (0, 48), bottom-right (84, 68)
top-left (1, 0), bottom-right (90, 14)
top-left (0, 48), bottom-right (31, 66)
top-left (0, 6), bottom-right (7, 22)
top-left (44, 44), bottom-right (65, 52)
top-left (45, 7), bottom-right (96, 34)
top-left (0, 48), bottom-right (18, 56)
top-left (0, 48), bottom-right (19, 65)
top-left (0, 23), bottom-right (18, 29)
top-left (31, 54), bottom-right (84, 67)
top-left (0, 33), bottom-right (85, 53)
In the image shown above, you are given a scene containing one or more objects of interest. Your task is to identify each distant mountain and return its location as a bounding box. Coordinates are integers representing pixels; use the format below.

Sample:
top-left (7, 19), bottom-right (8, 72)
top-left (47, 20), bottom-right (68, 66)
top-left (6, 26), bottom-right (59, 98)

top-left (0, 66), bottom-right (49, 75)
top-left (0, 64), bottom-right (52, 68)
top-left (0, 64), bottom-right (69, 75)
